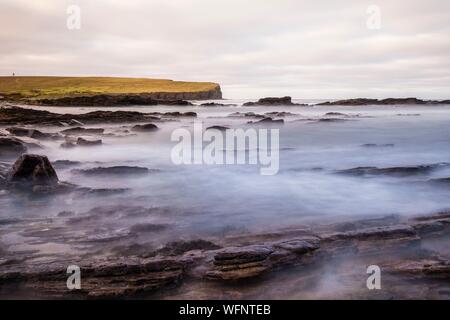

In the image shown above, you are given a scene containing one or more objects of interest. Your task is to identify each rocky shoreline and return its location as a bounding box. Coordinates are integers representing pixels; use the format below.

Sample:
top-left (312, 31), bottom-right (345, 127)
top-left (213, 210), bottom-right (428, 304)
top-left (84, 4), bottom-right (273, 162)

top-left (0, 101), bottom-right (449, 299)
top-left (0, 208), bottom-right (448, 299)
top-left (0, 87), bottom-right (222, 107)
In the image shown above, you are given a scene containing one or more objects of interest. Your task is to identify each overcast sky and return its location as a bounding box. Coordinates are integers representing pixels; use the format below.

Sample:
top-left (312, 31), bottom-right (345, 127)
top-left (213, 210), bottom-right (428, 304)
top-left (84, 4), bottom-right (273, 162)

top-left (1, 0), bottom-right (449, 99)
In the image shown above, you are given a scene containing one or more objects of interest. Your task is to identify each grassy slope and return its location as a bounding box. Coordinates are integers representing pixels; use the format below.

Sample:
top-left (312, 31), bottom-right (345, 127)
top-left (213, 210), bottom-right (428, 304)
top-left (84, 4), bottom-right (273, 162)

top-left (0, 76), bottom-right (220, 99)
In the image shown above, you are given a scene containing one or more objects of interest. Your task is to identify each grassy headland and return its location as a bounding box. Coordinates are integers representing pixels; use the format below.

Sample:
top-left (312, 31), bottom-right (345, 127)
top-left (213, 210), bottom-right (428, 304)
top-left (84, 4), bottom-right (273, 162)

top-left (0, 76), bottom-right (221, 101)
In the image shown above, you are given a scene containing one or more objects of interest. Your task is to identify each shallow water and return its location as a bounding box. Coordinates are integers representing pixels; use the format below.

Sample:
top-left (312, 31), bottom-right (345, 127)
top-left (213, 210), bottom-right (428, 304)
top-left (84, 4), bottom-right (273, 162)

top-left (2, 101), bottom-right (450, 257)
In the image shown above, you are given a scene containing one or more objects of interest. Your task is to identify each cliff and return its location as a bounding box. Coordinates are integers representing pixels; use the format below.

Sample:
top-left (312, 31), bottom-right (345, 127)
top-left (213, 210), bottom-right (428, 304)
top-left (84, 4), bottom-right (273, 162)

top-left (0, 76), bottom-right (222, 105)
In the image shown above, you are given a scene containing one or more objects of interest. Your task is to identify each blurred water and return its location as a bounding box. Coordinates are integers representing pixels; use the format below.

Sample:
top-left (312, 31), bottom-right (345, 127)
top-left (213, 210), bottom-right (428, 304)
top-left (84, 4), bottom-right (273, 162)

top-left (2, 102), bottom-right (450, 249)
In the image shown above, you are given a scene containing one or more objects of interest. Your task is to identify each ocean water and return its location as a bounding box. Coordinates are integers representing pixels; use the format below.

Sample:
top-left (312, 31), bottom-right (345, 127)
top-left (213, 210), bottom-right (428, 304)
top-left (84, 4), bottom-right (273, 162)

top-left (2, 101), bottom-right (450, 253)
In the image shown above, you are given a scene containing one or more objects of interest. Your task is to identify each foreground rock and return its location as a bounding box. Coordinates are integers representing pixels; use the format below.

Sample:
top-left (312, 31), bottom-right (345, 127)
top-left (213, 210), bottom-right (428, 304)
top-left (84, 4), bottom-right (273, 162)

top-left (0, 210), bottom-right (448, 298)
top-left (61, 127), bottom-right (105, 135)
top-left (131, 123), bottom-right (159, 132)
top-left (6, 154), bottom-right (58, 190)
top-left (0, 105), bottom-right (155, 125)
top-left (6, 127), bottom-right (53, 140)
top-left (243, 96), bottom-right (305, 106)
top-left (248, 117), bottom-right (284, 125)
top-left (336, 163), bottom-right (449, 177)
top-left (0, 137), bottom-right (27, 158)
top-left (318, 98), bottom-right (450, 106)
top-left (76, 137), bottom-right (102, 146)
top-left (72, 166), bottom-right (151, 176)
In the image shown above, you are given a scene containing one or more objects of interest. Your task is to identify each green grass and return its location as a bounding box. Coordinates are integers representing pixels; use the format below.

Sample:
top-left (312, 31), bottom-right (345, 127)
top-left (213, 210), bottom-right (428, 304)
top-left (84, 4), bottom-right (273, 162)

top-left (0, 76), bottom-right (219, 99)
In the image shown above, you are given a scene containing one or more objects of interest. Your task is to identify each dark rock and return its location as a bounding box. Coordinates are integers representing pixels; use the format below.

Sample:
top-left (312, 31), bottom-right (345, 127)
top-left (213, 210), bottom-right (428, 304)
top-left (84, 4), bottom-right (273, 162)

top-left (131, 123), bottom-right (158, 132)
top-left (336, 163), bottom-right (448, 177)
top-left (6, 127), bottom-right (52, 139)
top-left (264, 111), bottom-right (297, 117)
top-left (157, 240), bottom-right (222, 256)
top-left (206, 125), bottom-right (230, 131)
top-left (52, 160), bottom-right (81, 169)
top-left (322, 225), bottom-right (417, 242)
top-left (76, 137), bottom-right (102, 146)
top-left (361, 143), bottom-right (395, 148)
top-left (72, 166), bottom-right (150, 176)
top-left (248, 117), bottom-right (284, 124)
top-left (228, 112), bottom-right (265, 119)
top-left (130, 223), bottom-right (169, 233)
top-left (318, 98), bottom-right (449, 106)
top-left (315, 118), bottom-right (349, 123)
top-left (6, 154), bottom-right (58, 189)
top-left (161, 111), bottom-right (197, 118)
top-left (243, 96), bottom-right (302, 106)
top-left (201, 102), bottom-right (236, 107)
top-left (61, 127), bottom-right (104, 135)
top-left (0, 137), bottom-right (27, 158)
top-left (60, 141), bottom-right (76, 149)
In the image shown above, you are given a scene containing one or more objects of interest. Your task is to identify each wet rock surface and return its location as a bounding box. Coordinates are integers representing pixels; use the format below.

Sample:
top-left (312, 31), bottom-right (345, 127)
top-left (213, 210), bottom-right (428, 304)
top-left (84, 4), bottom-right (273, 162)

top-left (131, 123), bottom-right (159, 132)
top-left (336, 163), bottom-right (449, 177)
top-left (72, 166), bottom-right (151, 176)
top-left (243, 96), bottom-right (305, 106)
top-left (318, 98), bottom-right (450, 106)
top-left (6, 154), bottom-right (58, 189)
top-left (0, 137), bottom-right (27, 158)
top-left (0, 211), bottom-right (447, 299)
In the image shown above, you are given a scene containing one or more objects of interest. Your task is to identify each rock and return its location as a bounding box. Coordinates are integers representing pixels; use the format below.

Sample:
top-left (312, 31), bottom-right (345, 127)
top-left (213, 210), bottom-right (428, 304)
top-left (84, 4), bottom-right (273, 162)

top-left (248, 117), bottom-right (284, 124)
top-left (243, 96), bottom-right (302, 106)
top-left (206, 245), bottom-right (274, 280)
top-left (322, 225), bottom-right (417, 242)
top-left (315, 118), bottom-right (349, 123)
top-left (206, 125), bottom-right (230, 131)
top-left (273, 238), bottom-right (320, 254)
top-left (131, 123), bottom-right (158, 132)
top-left (264, 111), bottom-right (297, 117)
top-left (6, 127), bottom-right (52, 139)
top-left (157, 240), bottom-right (222, 256)
top-left (76, 137), bottom-right (102, 146)
top-left (60, 141), bottom-right (76, 149)
top-left (130, 223), bottom-right (169, 233)
top-left (200, 102), bottom-right (236, 107)
top-left (6, 154), bottom-right (58, 189)
top-left (0, 137), bottom-right (27, 158)
top-left (61, 127), bottom-right (104, 135)
top-left (213, 245), bottom-right (273, 264)
top-left (361, 143), bottom-right (395, 148)
top-left (336, 163), bottom-right (448, 177)
top-left (52, 160), bottom-right (81, 169)
top-left (0, 105), bottom-right (154, 125)
top-left (228, 112), bottom-right (265, 119)
top-left (324, 112), bottom-right (349, 117)
top-left (161, 112), bottom-right (197, 118)
top-left (72, 166), bottom-right (150, 176)
top-left (317, 98), bottom-right (448, 106)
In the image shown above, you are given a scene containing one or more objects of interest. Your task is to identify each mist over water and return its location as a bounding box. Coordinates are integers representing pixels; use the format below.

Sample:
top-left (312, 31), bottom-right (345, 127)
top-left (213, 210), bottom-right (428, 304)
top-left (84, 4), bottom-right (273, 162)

top-left (2, 101), bottom-right (450, 254)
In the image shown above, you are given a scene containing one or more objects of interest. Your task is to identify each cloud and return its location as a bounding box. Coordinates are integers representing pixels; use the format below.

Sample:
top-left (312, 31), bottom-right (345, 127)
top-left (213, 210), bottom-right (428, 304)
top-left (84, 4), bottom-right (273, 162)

top-left (1, 0), bottom-right (449, 98)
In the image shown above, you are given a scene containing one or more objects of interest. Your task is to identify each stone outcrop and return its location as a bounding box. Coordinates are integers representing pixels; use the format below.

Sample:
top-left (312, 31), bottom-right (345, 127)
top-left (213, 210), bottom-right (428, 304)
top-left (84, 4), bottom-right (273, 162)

top-left (19, 86), bottom-right (222, 106)
top-left (0, 211), bottom-right (448, 298)
top-left (131, 123), bottom-right (159, 132)
top-left (243, 96), bottom-right (304, 106)
top-left (6, 154), bottom-right (58, 189)
top-left (318, 98), bottom-right (450, 106)
top-left (336, 163), bottom-right (449, 177)
top-left (0, 137), bottom-right (27, 158)
top-left (72, 166), bottom-right (150, 176)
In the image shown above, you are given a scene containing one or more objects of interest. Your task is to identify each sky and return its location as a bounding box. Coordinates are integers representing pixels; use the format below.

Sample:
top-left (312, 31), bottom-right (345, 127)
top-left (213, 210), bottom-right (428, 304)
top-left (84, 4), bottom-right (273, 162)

top-left (1, 0), bottom-right (449, 99)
